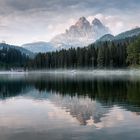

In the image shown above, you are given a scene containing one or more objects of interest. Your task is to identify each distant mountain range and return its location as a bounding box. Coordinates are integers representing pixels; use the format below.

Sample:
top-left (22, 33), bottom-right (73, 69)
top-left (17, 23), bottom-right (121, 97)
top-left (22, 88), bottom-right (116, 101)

top-left (1, 16), bottom-right (138, 55)
top-left (22, 17), bottom-right (140, 53)
top-left (22, 42), bottom-right (56, 53)
top-left (23, 17), bottom-right (110, 52)
top-left (51, 17), bottom-right (110, 48)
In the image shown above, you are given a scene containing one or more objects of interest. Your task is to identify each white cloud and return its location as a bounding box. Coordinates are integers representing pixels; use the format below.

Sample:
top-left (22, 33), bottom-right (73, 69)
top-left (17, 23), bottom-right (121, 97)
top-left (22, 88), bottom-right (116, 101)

top-left (0, 0), bottom-right (140, 45)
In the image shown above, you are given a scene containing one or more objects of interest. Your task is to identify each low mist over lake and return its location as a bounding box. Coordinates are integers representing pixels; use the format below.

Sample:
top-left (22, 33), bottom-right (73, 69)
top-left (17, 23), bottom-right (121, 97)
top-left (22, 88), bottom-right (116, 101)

top-left (0, 0), bottom-right (140, 139)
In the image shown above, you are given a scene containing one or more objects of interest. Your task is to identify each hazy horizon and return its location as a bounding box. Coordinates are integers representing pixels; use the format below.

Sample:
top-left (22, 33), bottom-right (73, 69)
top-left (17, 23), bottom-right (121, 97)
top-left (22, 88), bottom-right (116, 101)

top-left (0, 0), bottom-right (140, 45)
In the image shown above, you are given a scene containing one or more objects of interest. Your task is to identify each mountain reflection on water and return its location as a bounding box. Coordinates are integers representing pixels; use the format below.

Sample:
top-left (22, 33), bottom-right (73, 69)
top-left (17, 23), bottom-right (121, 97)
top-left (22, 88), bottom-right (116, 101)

top-left (0, 72), bottom-right (140, 140)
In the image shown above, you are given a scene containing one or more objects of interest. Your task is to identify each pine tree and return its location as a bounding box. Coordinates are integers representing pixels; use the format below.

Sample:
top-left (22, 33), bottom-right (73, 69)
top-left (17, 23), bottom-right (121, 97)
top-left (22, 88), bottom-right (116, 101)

top-left (127, 36), bottom-right (140, 66)
top-left (97, 47), bottom-right (105, 68)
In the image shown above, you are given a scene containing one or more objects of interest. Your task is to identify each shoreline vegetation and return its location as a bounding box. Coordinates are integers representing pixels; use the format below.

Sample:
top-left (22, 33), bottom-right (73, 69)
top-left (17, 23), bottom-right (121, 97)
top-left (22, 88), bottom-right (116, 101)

top-left (0, 35), bottom-right (140, 70)
top-left (27, 36), bottom-right (140, 70)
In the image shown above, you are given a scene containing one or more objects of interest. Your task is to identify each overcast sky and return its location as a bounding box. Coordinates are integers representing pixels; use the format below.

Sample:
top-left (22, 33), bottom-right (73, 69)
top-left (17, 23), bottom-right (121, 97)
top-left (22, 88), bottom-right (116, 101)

top-left (0, 0), bottom-right (139, 45)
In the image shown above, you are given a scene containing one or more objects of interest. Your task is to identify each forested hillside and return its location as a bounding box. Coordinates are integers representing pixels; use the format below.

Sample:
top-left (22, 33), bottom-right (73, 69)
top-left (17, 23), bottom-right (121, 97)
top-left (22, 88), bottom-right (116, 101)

top-left (0, 35), bottom-right (139, 70)
top-left (28, 36), bottom-right (140, 69)
top-left (127, 37), bottom-right (140, 66)
top-left (0, 48), bottom-right (29, 69)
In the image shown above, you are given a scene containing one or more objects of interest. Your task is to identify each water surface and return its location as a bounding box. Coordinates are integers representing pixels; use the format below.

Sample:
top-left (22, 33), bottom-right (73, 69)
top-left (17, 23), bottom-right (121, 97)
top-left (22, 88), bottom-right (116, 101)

top-left (0, 71), bottom-right (140, 140)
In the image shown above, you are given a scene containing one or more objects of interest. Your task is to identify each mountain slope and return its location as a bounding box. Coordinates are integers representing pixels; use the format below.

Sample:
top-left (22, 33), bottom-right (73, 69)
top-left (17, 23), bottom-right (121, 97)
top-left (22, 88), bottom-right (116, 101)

top-left (0, 43), bottom-right (34, 58)
top-left (22, 42), bottom-right (56, 53)
top-left (51, 17), bottom-right (110, 49)
top-left (22, 17), bottom-right (110, 53)
top-left (92, 18), bottom-right (110, 39)
top-left (115, 27), bottom-right (140, 40)
top-left (96, 34), bottom-right (115, 42)
top-left (0, 46), bottom-right (31, 68)
top-left (97, 27), bottom-right (140, 42)
top-left (21, 19), bottom-right (140, 53)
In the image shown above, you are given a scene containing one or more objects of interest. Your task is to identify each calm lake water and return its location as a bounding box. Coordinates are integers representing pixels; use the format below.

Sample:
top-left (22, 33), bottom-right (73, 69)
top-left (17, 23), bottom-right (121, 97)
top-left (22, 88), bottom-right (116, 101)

top-left (0, 70), bottom-right (140, 140)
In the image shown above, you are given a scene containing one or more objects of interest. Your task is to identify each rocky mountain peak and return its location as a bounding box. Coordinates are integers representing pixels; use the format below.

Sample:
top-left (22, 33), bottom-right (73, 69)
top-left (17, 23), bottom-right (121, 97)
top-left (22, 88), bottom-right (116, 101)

top-left (78, 16), bottom-right (87, 22)
top-left (75, 17), bottom-right (90, 28)
top-left (92, 18), bottom-right (103, 26)
top-left (51, 16), bottom-right (110, 49)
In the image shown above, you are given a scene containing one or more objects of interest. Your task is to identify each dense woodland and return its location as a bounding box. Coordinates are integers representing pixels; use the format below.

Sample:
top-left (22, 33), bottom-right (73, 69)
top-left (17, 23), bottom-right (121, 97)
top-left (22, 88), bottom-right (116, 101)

top-left (0, 48), bottom-right (29, 69)
top-left (0, 36), bottom-right (140, 69)
top-left (28, 36), bottom-right (140, 69)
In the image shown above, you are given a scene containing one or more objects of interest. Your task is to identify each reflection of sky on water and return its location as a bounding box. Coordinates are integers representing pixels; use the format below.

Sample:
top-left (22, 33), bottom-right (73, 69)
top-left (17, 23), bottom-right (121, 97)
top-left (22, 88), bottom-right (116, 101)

top-left (0, 98), bottom-right (78, 131)
top-left (0, 89), bottom-right (140, 131)
top-left (0, 72), bottom-right (140, 140)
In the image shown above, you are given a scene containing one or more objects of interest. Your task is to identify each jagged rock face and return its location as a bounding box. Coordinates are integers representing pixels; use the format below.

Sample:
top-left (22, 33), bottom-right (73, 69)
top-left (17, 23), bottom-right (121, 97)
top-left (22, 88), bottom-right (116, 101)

top-left (68, 17), bottom-right (92, 38)
top-left (22, 17), bottom-right (111, 53)
top-left (92, 18), bottom-right (110, 39)
top-left (51, 17), bottom-right (110, 48)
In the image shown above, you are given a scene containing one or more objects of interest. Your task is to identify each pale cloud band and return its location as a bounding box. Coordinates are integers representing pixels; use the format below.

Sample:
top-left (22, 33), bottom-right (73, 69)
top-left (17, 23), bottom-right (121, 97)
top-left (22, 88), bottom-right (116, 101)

top-left (0, 0), bottom-right (139, 45)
